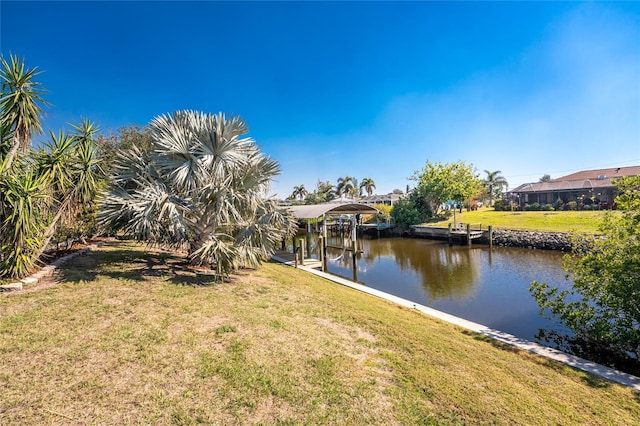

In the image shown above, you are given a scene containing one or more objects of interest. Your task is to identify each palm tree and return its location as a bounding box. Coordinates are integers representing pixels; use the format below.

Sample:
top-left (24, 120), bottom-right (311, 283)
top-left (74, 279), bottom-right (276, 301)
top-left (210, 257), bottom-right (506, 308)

top-left (291, 184), bottom-right (308, 201)
top-left (100, 110), bottom-right (297, 277)
top-left (0, 54), bottom-right (49, 169)
top-left (483, 170), bottom-right (509, 206)
top-left (336, 176), bottom-right (355, 199)
top-left (360, 177), bottom-right (376, 197)
top-left (316, 180), bottom-right (335, 202)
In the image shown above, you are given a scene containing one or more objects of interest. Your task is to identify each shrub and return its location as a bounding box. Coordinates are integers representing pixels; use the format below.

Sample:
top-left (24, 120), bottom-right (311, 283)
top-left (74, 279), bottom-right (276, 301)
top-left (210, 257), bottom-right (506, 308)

top-left (506, 201), bottom-right (519, 211)
top-left (567, 201), bottom-right (578, 211)
top-left (391, 199), bottom-right (421, 229)
top-left (553, 198), bottom-right (564, 210)
top-left (543, 204), bottom-right (555, 211)
top-left (582, 204), bottom-right (592, 211)
top-left (525, 203), bottom-right (541, 211)
top-left (373, 204), bottom-right (393, 222)
top-left (493, 200), bottom-right (503, 211)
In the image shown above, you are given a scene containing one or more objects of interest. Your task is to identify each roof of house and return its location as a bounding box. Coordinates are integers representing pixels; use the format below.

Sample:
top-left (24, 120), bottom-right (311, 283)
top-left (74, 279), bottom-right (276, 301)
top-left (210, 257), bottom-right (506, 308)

top-left (358, 193), bottom-right (404, 204)
top-left (552, 166), bottom-right (640, 182)
top-left (511, 165), bottom-right (640, 194)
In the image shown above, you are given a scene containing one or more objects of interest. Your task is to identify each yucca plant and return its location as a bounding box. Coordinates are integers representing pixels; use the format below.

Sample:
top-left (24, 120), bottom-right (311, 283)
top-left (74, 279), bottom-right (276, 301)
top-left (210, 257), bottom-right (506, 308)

top-left (32, 120), bottom-right (104, 257)
top-left (100, 110), bottom-right (296, 277)
top-left (0, 166), bottom-right (47, 277)
top-left (0, 55), bottom-right (103, 279)
top-left (0, 54), bottom-right (49, 169)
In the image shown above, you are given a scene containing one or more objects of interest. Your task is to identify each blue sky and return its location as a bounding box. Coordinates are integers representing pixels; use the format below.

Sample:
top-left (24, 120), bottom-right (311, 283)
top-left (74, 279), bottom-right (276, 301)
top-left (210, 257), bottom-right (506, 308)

top-left (2, 1), bottom-right (639, 198)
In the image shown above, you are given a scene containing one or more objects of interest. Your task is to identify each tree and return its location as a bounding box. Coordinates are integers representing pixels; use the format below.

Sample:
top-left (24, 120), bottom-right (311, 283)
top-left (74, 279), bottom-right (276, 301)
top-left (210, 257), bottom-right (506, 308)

top-left (483, 170), bottom-right (508, 206)
top-left (290, 184), bottom-right (308, 202)
top-left (34, 119), bottom-right (104, 253)
top-left (99, 110), bottom-right (297, 277)
top-left (0, 165), bottom-right (47, 277)
top-left (413, 160), bottom-right (483, 218)
top-left (305, 180), bottom-right (335, 204)
top-left (0, 120), bottom-right (103, 278)
top-left (539, 174), bottom-right (551, 182)
top-left (0, 54), bottom-right (50, 169)
top-left (350, 177), bottom-right (361, 198)
top-left (336, 176), bottom-right (355, 198)
top-left (391, 198), bottom-right (421, 229)
top-left (530, 176), bottom-right (640, 364)
top-left (360, 177), bottom-right (376, 197)
top-left (98, 125), bottom-right (153, 178)
top-left (0, 56), bottom-right (103, 278)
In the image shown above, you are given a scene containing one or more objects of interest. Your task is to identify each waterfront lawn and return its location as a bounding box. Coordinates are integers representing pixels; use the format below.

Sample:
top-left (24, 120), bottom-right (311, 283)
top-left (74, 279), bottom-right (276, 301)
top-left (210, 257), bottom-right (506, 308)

top-left (429, 207), bottom-right (618, 233)
top-left (1, 240), bottom-right (639, 424)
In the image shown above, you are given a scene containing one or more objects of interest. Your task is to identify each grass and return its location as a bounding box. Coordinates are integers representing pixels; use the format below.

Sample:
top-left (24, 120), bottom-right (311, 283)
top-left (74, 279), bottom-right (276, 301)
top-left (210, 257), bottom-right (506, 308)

top-left (1, 240), bottom-right (639, 424)
top-left (428, 207), bottom-right (618, 233)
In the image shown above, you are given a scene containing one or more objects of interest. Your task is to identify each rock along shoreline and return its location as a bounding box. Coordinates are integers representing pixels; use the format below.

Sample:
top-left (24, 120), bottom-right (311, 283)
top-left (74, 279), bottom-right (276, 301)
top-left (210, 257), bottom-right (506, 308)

top-left (407, 226), bottom-right (591, 252)
top-left (481, 229), bottom-right (576, 251)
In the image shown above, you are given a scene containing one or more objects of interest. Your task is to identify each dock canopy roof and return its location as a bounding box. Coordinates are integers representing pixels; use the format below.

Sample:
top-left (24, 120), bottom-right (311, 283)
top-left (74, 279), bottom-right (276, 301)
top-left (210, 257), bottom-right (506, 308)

top-left (286, 203), bottom-right (380, 219)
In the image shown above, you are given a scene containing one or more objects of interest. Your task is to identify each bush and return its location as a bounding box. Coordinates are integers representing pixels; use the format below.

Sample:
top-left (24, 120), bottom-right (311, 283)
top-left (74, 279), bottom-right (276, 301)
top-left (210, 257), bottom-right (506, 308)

top-left (543, 204), bottom-right (555, 211)
top-left (493, 200), bottom-right (503, 211)
top-left (373, 204), bottom-right (393, 223)
top-left (567, 201), bottom-right (578, 211)
top-left (525, 203), bottom-right (541, 211)
top-left (506, 201), bottom-right (520, 211)
top-left (553, 198), bottom-right (564, 210)
top-left (391, 199), bottom-right (421, 229)
top-left (582, 204), bottom-right (592, 211)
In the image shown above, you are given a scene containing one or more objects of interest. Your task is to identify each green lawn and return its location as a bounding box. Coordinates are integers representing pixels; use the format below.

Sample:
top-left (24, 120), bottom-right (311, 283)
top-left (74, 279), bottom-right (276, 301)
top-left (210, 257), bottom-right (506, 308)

top-left (428, 207), bottom-right (618, 233)
top-left (1, 240), bottom-right (638, 424)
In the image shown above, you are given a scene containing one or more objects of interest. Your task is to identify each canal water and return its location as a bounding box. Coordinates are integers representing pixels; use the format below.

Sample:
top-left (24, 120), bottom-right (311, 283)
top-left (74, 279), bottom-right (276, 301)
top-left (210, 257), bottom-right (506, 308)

top-left (318, 236), bottom-right (571, 343)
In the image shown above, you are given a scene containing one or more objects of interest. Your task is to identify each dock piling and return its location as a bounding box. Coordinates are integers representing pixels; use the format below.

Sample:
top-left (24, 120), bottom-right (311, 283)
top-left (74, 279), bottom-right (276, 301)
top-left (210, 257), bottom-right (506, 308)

top-left (299, 238), bottom-right (306, 266)
top-left (352, 240), bottom-right (358, 282)
top-left (489, 225), bottom-right (493, 248)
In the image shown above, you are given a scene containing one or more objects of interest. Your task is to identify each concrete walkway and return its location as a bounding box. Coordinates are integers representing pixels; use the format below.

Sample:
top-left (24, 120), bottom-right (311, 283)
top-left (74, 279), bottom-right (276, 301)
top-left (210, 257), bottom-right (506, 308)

top-left (271, 255), bottom-right (640, 391)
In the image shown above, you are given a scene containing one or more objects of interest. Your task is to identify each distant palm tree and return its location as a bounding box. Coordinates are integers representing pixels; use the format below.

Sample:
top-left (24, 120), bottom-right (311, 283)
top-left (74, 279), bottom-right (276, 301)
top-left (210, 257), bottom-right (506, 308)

top-left (316, 180), bottom-right (335, 202)
top-left (291, 184), bottom-right (308, 201)
top-left (336, 176), bottom-right (355, 198)
top-left (0, 54), bottom-right (49, 169)
top-left (360, 177), bottom-right (376, 197)
top-left (483, 170), bottom-right (508, 206)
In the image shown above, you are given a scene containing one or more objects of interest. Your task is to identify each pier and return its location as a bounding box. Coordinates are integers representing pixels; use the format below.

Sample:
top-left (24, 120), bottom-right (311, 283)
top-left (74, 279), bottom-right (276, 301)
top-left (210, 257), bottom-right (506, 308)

top-left (412, 223), bottom-right (493, 247)
top-left (278, 202), bottom-right (381, 281)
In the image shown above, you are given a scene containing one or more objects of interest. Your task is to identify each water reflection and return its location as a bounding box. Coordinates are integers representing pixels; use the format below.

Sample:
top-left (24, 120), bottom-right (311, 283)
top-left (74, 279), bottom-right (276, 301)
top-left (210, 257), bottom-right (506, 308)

top-left (320, 235), bottom-right (570, 342)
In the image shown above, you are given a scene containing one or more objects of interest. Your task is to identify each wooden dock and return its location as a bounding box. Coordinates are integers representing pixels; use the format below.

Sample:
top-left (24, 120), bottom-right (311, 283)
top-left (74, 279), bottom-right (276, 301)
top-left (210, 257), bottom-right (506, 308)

top-left (449, 229), bottom-right (484, 244)
top-left (411, 223), bottom-right (492, 246)
top-left (272, 250), bottom-right (323, 269)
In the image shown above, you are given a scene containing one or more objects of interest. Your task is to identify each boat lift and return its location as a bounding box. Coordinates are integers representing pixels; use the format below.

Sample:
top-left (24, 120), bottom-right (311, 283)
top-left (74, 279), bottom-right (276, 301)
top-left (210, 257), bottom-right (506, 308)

top-left (284, 203), bottom-right (380, 282)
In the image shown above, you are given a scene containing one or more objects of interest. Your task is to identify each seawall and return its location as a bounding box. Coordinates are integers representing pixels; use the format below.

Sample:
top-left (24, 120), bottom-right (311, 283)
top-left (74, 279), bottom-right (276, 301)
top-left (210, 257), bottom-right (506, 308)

top-left (408, 226), bottom-right (588, 252)
top-left (481, 229), bottom-right (574, 251)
